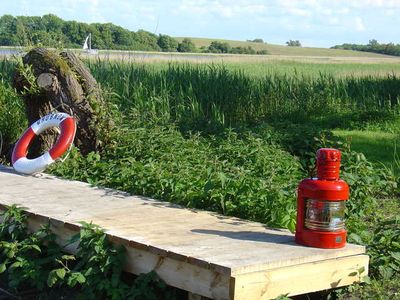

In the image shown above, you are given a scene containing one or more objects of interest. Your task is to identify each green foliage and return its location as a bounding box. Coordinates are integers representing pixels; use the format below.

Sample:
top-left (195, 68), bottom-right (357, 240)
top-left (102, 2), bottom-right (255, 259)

top-left (0, 205), bottom-right (61, 291)
top-left (0, 205), bottom-right (28, 241)
top-left (133, 30), bottom-right (161, 51)
top-left (247, 38), bottom-right (264, 43)
top-left (332, 39), bottom-right (400, 57)
top-left (157, 34), bottom-right (179, 52)
top-left (336, 197), bottom-right (400, 299)
top-left (177, 38), bottom-right (196, 53)
top-left (256, 49), bottom-right (269, 55)
top-left (50, 126), bottom-right (303, 231)
top-left (0, 69), bottom-right (26, 162)
top-left (230, 46), bottom-right (256, 54)
top-left (286, 40), bottom-right (301, 47)
top-left (0, 14), bottom-right (167, 51)
top-left (0, 206), bottom-right (175, 299)
top-left (203, 41), bottom-right (268, 55)
top-left (207, 41), bottom-right (231, 53)
top-left (64, 222), bottom-right (127, 299)
top-left (204, 41), bottom-right (260, 55)
top-left (338, 277), bottom-right (400, 300)
top-left (348, 214), bottom-right (400, 280)
top-left (333, 129), bottom-right (400, 176)
top-left (368, 218), bottom-right (400, 279)
top-left (14, 56), bottom-right (41, 95)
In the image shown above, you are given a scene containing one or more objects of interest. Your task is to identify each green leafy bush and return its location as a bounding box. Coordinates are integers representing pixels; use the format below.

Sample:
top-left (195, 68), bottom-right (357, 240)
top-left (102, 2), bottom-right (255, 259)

top-left (0, 78), bottom-right (26, 162)
top-left (177, 38), bottom-right (196, 53)
top-left (50, 125), bottom-right (303, 231)
top-left (0, 205), bottom-right (66, 291)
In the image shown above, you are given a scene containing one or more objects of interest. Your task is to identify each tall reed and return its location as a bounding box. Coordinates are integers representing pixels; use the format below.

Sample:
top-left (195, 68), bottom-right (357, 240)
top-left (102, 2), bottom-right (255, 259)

top-left (87, 60), bottom-right (400, 130)
top-left (1, 58), bottom-right (399, 131)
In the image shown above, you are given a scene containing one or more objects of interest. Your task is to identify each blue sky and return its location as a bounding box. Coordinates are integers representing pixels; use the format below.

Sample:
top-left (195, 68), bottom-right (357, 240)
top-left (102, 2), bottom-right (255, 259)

top-left (0, 0), bottom-right (399, 47)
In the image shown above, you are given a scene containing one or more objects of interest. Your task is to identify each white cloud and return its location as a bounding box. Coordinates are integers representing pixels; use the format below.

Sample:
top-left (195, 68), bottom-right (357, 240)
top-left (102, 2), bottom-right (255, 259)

top-left (289, 8), bottom-right (312, 17)
top-left (321, 8), bottom-right (333, 16)
top-left (177, 0), bottom-right (267, 19)
top-left (355, 16), bottom-right (366, 32)
top-left (328, 17), bottom-right (339, 25)
top-left (347, 0), bottom-right (400, 8)
top-left (87, 0), bottom-right (99, 5)
top-left (385, 9), bottom-right (395, 15)
top-left (338, 7), bottom-right (350, 14)
top-left (3, 0), bottom-right (400, 47)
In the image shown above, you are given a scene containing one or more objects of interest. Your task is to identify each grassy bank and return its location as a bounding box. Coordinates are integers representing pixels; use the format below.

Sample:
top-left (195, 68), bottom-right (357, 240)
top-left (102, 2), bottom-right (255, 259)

top-left (334, 129), bottom-right (400, 175)
top-left (175, 37), bottom-right (394, 57)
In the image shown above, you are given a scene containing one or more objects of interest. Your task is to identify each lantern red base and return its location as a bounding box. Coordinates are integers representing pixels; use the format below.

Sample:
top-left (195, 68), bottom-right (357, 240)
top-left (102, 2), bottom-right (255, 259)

top-left (295, 229), bottom-right (346, 248)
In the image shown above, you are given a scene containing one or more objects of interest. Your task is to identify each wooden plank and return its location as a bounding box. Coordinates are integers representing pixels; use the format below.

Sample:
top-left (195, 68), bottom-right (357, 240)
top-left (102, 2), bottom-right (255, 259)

top-left (210, 242), bottom-right (365, 276)
top-left (20, 214), bottom-right (231, 300)
top-left (0, 166), bottom-right (369, 299)
top-left (0, 167), bottom-right (366, 275)
top-left (231, 254), bottom-right (369, 300)
top-left (125, 247), bottom-right (230, 299)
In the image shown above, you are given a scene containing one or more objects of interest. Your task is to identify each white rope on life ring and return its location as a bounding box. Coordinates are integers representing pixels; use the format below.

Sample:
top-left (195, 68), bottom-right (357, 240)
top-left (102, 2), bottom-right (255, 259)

top-left (12, 112), bottom-right (76, 174)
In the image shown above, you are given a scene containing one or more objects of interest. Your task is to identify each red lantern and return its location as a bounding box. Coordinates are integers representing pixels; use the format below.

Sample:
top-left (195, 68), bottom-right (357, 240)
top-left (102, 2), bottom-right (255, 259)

top-left (295, 148), bottom-right (349, 248)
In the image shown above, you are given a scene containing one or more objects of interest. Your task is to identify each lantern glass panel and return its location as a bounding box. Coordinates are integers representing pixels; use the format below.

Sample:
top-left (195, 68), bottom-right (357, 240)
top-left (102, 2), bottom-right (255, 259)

top-left (305, 199), bottom-right (345, 231)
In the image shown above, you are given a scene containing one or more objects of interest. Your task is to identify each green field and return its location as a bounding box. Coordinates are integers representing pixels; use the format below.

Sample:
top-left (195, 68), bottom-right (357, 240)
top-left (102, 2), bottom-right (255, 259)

top-left (334, 129), bottom-right (400, 174)
top-left (175, 37), bottom-right (396, 57)
top-left (207, 60), bottom-right (400, 78)
top-left (88, 59), bottom-right (400, 78)
top-left (0, 54), bottom-right (399, 298)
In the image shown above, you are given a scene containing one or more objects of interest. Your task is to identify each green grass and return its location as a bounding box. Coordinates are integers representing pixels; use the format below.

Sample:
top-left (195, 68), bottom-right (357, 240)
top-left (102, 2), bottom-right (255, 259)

top-left (334, 129), bottom-right (400, 175)
top-left (83, 60), bottom-right (400, 132)
top-left (222, 60), bottom-right (400, 78)
top-left (85, 58), bottom-right (400, 78)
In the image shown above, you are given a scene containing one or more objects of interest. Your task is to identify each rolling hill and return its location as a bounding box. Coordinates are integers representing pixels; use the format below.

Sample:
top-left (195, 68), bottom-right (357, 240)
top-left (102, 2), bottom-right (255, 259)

top-left (175, 37), bottom-right (393, 57)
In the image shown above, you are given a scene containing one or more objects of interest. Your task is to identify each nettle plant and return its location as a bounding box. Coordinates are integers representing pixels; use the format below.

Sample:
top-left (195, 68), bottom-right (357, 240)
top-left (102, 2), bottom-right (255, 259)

top-left (0, 205), bottom-right (55, 290)
top-left (0, 205), bottom-right (175, 300)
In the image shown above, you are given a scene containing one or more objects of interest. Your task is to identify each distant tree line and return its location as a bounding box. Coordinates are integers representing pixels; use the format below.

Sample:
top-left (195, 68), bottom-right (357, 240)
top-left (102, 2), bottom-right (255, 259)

top-left (246, 38), bottom-right (264, 43)
top-left (286, 40), bottom-right (301, 47)
top-left (201, 41), bottom-right (268, 55)
top-left (0, 14), bottom-right (268, 55)
top-left (0, 14), bottom-right (167, 51)
top-left (0, 14), bottom-right (199, 53)
top-left (331, 39), bottom-right (400, 57)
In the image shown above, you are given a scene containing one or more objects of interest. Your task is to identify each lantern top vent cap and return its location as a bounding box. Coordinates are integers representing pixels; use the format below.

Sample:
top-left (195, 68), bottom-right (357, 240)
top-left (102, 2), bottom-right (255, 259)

top-left (317, 148), bottom-right (341, 163)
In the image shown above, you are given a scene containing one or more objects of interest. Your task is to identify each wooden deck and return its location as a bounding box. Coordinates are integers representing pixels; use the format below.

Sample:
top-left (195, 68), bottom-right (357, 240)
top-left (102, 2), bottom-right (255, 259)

top-left (0, 166), bottom-right (368, 299)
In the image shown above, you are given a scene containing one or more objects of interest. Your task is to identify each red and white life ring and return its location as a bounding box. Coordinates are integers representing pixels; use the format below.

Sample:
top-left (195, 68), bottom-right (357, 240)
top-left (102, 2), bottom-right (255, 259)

top-left (12, 113), bottom-right (76, 174)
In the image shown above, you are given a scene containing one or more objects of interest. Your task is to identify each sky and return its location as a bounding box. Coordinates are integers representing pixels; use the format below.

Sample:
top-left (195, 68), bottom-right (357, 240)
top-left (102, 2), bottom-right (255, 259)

top-left (0, 0), bottom-right (399, 48)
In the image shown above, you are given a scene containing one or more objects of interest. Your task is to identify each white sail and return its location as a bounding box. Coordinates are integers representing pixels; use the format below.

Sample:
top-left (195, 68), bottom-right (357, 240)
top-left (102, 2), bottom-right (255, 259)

top-left (83, 33), bottom-right (98, 54)
top-left (83, 35), bottom-right (89, 50)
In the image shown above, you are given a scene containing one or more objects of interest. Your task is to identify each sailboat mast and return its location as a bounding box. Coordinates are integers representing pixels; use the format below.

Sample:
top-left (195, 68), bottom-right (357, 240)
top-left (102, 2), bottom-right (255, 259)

top-left (89, 33), bottom-right (92, 51)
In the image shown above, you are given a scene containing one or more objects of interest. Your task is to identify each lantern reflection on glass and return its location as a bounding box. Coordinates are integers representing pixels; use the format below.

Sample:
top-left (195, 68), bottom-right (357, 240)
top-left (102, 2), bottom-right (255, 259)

top-left (304, 199), bottom-right (345, 232)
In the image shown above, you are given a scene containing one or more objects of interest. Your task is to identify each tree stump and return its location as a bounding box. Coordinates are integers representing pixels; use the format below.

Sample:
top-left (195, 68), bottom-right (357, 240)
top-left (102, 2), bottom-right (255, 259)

top-left (13, 47), bottom-right (108, 157)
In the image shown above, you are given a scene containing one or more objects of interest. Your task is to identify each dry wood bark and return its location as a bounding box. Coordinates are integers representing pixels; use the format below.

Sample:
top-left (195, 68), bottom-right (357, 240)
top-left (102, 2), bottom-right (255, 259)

top-left (13, 47), bottom-right (107, 156)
